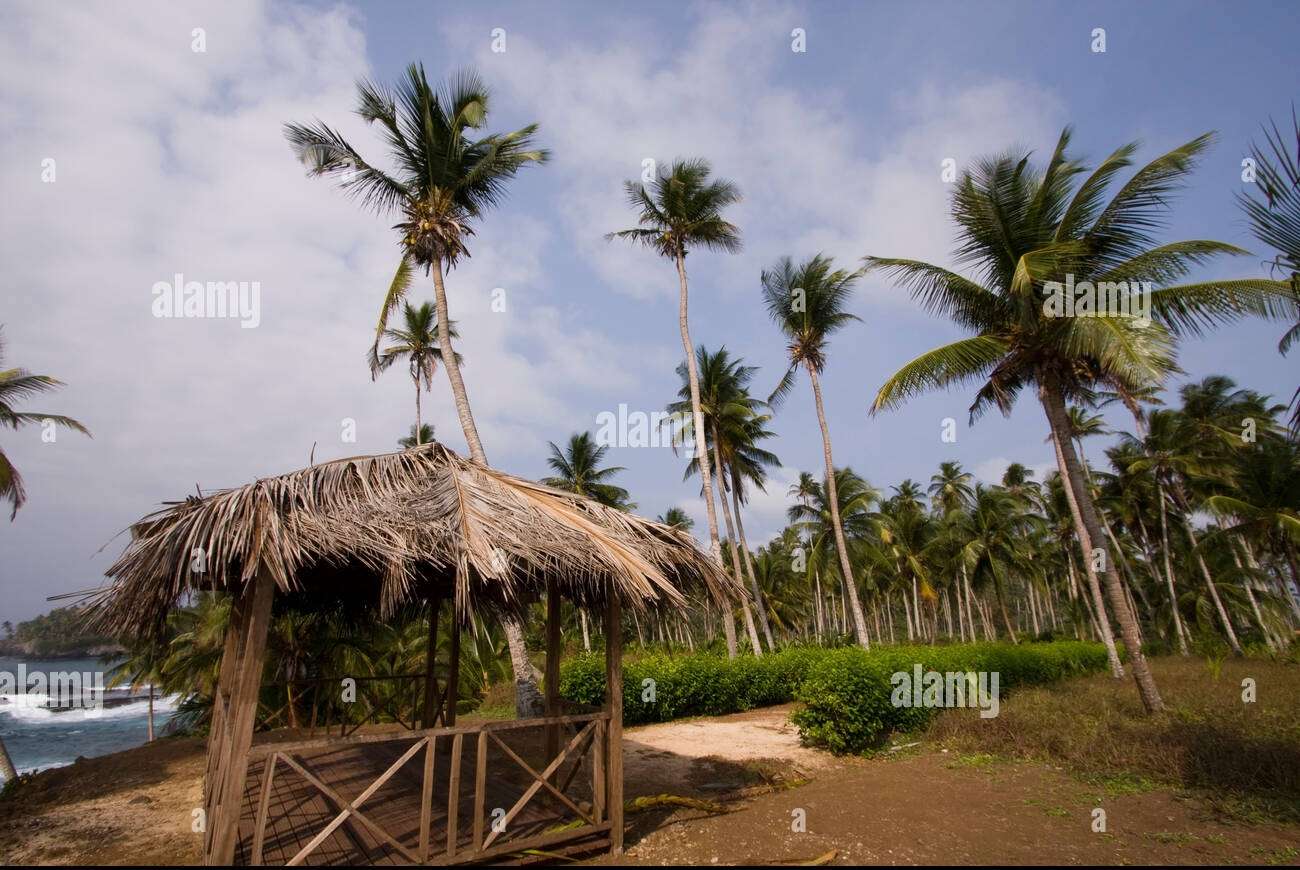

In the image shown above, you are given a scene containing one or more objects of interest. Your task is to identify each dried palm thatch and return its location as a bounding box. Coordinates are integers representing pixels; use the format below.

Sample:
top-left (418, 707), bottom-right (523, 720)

top-left (87, 442), bottom-right (738, 640)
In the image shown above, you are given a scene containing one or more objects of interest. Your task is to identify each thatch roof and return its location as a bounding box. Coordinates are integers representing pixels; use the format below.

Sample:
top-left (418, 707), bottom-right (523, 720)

top-left (89, 442), bottom-right (737, 639)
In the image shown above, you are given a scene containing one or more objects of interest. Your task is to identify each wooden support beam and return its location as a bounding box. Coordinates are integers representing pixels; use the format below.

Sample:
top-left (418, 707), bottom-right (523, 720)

top-left (446, 732), bottom-right (463, 858)
top-left (446, 601), bottom-right (461, 727)
top-left (418, 736), bottom-right (436, 861)
top-left (544, 577), bottom-right (562, 768)
top-left (422, 593), bottom-right (441, 728)
top-left (207, 569), bottom-right (275, 866)
top-left (604, 589), bottom-right (624, 855)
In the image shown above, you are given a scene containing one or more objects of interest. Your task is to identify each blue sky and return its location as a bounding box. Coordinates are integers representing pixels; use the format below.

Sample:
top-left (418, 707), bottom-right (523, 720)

top-left (1, 0), bottom-right (1296, 623)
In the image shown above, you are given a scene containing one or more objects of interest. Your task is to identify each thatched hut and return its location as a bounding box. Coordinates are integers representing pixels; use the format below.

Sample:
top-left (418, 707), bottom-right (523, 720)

top-left (89, 442), bottom-right (737, 865)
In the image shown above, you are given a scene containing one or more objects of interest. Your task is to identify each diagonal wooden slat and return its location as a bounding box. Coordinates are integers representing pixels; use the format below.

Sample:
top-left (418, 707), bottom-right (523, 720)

top-left (250, 752), bottom-right (278, 865)
top-left (277, 743), bottom-right (426, 865)
top-left (481, 721), bottom-right (596, 850)
top-left (488, 730), bottom-right (594, 826)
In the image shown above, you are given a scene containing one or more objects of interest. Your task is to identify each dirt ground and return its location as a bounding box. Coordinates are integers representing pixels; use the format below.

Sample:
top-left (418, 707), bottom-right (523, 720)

top-left (1, 705), bottom-right (1297, 866)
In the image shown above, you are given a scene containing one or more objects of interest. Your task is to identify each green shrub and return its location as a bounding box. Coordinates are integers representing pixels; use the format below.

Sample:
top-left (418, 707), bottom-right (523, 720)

top-left (558, 640), bottom-right (1107, 741)
top-left (792, 641), bottom-right (1110, 754)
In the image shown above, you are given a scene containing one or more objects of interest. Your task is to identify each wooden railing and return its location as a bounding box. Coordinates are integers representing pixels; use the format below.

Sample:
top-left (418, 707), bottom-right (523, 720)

top-left (258, 674), bottom-right (434, 737)
top-left (243, 712), bottom-right (612, 865)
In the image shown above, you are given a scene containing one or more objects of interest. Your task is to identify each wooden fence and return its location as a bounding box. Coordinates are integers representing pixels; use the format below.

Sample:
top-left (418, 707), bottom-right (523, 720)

top-left (241, 711), bottom-right (612, 865)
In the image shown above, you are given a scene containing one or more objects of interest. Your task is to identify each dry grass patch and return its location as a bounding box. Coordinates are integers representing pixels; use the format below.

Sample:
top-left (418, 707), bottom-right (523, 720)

top-left (928, 655), bottom-right (1300, 822)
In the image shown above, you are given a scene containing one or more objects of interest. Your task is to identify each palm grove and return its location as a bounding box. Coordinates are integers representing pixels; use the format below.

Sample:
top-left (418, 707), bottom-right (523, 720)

top-left (5, 66), bottom-right (1298, 732)
top-left (279, 64), bottom-right (1299, 717)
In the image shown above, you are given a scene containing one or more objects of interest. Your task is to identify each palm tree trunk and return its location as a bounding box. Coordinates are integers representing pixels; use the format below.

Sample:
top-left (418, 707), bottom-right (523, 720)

top-left (901, 587), bottom-right (914, 642)
top-left (1232, 541), bottom-right (1274, 651)
top-left (580, 610), bottom-right (591, 652)
top-left (995, 580), bottom-right (1019, 643)
top-left (1143, 509), bottom-right (1189, 655)
top-left (0, 732), bottom-right (16, 783)
top-left (1179, 518), bottom-right (1243, 655)
top-left (711, 436), bottom-right (763, 656)
top-left (813, 571), bottom-right (824, 642)
top-left (962, 563), bottom-right (977, 643)
top-left (430, 256), bottom-right (539, 716)
top-left (1050, 422), bottom-right (1124, 677)
top-left (674, 251), bottom-right (734, 657)
top-left (1041, 383), bottom-right (1163, 713)
top-left (413, 375), bottom-right (423, 445)
top-left (725, 448), bottom-right (776, 651)
top-left (805, 366), bottom-right (870, 648)
top-left (1245, 538), bottom-right (1300, 624)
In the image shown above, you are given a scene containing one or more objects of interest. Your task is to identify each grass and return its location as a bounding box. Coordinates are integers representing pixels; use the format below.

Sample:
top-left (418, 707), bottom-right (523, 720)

top-left (927, 655), bottom-right (1300, 823)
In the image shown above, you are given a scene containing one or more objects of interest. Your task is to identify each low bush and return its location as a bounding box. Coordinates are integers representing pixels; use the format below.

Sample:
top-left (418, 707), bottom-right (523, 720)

top-left (558, 640), bottom-right (1108, 749)
top-left (792, 641), bottom-right (1110, 753)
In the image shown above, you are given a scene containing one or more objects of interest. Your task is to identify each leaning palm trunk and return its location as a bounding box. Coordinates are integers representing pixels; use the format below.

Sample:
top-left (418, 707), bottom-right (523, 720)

top-left (1050, 425), bottom-right (1124, 677)
top-left (1042, 384), bottom-right (1163, 713)
top-left (806, 365), bottom-right (870, 648)
top-left (1179, 517), bottom-right (1244, 655)
top-left (1232, 542), bottom-right (1275, 652)
top-left (1149, 504), bottom-right (1190, 655)
top-left (675, 251), bottom-right (735, 658)
top-left (431, 257), bottom-right (541, 715)
top-left (729, 474), bottom-right (776, 651)
top-left (0, 732), bottom-right (16, 782)
top-left (713, 438), bottom-right (762, 655)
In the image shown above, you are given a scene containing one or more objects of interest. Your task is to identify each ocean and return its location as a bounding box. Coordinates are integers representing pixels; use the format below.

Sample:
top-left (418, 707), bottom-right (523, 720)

top-left (0, 656), bottom-right (180, 776)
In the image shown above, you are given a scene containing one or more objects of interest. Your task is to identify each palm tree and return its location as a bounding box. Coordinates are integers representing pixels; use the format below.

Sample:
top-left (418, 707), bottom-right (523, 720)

top-left (762, 254), bottom-right (872, 648)
top-left (286, 63), bottom-right (548, 716)
top-left (0, 327), bottom-right (90, 519)
top-left (965, 485), bottom-right (1041, 642)
top-left (399, 423), bottom-right (436, 449)
top-left (542, 431), bottom-right (633, 510)
top-left (1238, 109), bottom-right (1300, 431)
top-left (372, 302), bottom-right (459, 446)
top-left (607, 158), bottom-right (742, 605)
top-left (724, 410), bottom-right (783, 650)
top-left (657, 507), bottom-right (694, 530)
top-left (1204, 432), bottom-right (1300, 623)
top-left (866, 128), bottom-right (1291, 712)
top-left (668, 346), bottom-right (775, 653)
top-left (787, 467), bottom-right (879, 644)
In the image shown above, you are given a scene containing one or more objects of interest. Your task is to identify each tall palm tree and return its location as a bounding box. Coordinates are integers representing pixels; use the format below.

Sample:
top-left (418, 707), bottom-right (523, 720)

top-left (607, 158), bottom-right (742, 596)
top-left (542, 431), bottom-right (633, 510)
top-left (372, 302), bottom-right (459, 446)
top-left (762, 254), bottom-right (872, 648)
top-left (866, 128), bottom-right (1290, 712)
top-left (724, 410), bottom-right (783, 650)
top-left (669, 346), bottom-right (776, 653)
top-left (0, 327), bottom-right (90, 519)
top-left (286, 63), bottom-right (548, 715)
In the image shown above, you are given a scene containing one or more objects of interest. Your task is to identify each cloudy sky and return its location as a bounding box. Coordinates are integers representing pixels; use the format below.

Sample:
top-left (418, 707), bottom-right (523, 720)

top-left (2, 0), bottom-right (1296, 623)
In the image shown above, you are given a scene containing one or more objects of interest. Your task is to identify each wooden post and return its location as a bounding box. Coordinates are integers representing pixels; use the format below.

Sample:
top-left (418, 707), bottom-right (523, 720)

top-left (422, 593), bottom-right (441, 728)
top-left (446, 603), bottom-right (461, 728)
top-left (544, 578), bottom-right (562, 767)
top-left (206, 570), bottom-right (275, 866)
top-left (604, 590), bottom-right (624, 855)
